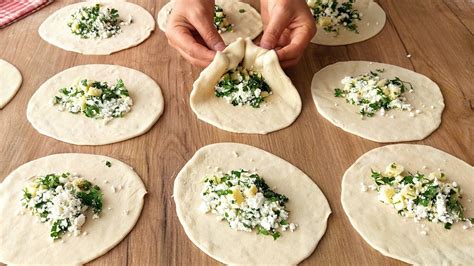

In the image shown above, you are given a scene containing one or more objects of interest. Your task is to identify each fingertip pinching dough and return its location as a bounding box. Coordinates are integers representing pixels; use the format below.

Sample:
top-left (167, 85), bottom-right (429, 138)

top-left (311, 61), bottom-right (444, 142)
top-left (27, 64), bottom-right (164, 145)
top-left (191, 38), bottom-right (302, 134)
top-left (0, 59), bottom-right (22, 109)
top-left (341, 144), bottom-right (474, 265)
top-left (174, 142), bottom-right (331, 265)
top-left (39, 1), bottom-right (155, 55)
top-left (307, 0), bottom-right (386, 46)
top-left (0, 153), bottom-right (147, 265)
top-left (157, 0), bottom-right (263, 44)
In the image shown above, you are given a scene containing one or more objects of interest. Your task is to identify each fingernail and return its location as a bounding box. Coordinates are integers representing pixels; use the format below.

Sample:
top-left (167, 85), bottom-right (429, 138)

top-left (214, 42), bottom-right (226, 51)
top-left (260, 41), bottom-right (273, 50)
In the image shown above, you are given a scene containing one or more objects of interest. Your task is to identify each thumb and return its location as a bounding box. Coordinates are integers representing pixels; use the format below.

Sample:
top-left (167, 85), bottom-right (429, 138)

top-left (193, 18), bottom-right (226, 52)
top-left (260, 6), bottom-right (292, 50)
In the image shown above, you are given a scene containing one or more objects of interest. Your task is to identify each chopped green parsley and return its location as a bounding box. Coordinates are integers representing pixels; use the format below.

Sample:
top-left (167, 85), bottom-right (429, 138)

top-left (105, 161), bottom-right (112, 167)
top-left (200, 169), bottom-right (297, 240)
top-left (334, 69), bottom-right (414, 117)
top-left (368, 163), bottom-right (473, 231)
top-left (52, 79), bottom-right (133, 122)
top-left (67, 3), bottom-right (132, 39)
top-left (215, 65), bottom-right (272, 108)
top-left (21, 173), bottom-right (103, 240)
top-left (307, 0), bottom-right (361, 35)
top-left (214, 5), bottom-right (233, 33)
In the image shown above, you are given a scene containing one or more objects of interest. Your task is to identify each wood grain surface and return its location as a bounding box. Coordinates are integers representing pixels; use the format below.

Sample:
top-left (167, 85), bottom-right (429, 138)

top-left (0, 0), bottom-right (472, 265)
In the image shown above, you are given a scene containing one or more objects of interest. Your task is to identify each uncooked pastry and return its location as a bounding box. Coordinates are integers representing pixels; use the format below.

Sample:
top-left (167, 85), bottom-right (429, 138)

top-left (39, 1), bottom-right (155, 55)
top-left (191, 38), bottom-right (302, 134)
top-left (311, 61), bottom-right (444, 142)
top-left (27, 64), bottom-right (164, 145)
top-left (174, 142), bottom-right (331, 265)
top-left (311, 0), bottom-right (386, 46)
top-left (0, 59), bottom-right (22, 109)
top-left (341, 144), bottom-right (474, 264)
top-left (157, 0), bottom-right (263, 44)
top-left (0, 153), bottom-right (147, 265)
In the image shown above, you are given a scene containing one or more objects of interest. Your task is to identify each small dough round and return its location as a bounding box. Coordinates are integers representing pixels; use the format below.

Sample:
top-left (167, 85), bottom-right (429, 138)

top-left (311, 61), bottom-right (444, 142)
top-left (174, 142), bottom-right (331, 265)
top-left (27, 64), bottom-right (164, 145)
top-left (311, 0), bottom-right (386, 46)
top-left (341, 144), bottom-right (474, 265)
top-left (39, 1), bottom-right (155, 55)
top-left (0, 153), bottom-right (147, 265)
top-left (191, 38), bottom-right (302, 134)
top-left (0, 59), bottom-right (22, 109)
top-left (157, 0), bottom-right (263, 44)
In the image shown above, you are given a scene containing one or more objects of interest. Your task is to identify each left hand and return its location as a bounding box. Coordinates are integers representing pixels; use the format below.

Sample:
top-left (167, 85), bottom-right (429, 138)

top-left (259, 0), bottom-right (316, 68)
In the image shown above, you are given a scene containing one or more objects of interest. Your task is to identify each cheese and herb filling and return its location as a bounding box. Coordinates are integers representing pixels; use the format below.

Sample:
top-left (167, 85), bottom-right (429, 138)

top-left (21, 173), bottom-right (103, 240)
top-left (334, 69), bottom-right (413, 117)
top-left (67, 4), bottom-right (132, 39)
top-left (214, 5), bottom-right (233, 33)
top-left (369, 163), bottom-right (473, 230)
top-left (200, 169), bottom-right (297, 240)
top-left (307, 0), bottom-right (361, 35)
top-left (52, 79), bottom-right (133, 122)
top-left (215, 65), bottom-right (272, 108)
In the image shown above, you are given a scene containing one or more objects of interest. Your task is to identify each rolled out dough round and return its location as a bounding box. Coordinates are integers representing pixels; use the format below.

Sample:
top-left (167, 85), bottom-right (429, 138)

top-left (158, 0), bottom-right (263, 45)
top-left (39, 1), bottom-right (155, 55)
top-left (311, 61), bottom-right (444, 142)
top-left (174, 142), bottom-right (331, 265)
top-left (311, 0), bottom-right (386, 46)
top-left (0, 153), bottom-right (147, 265)
top-left (27, 64), bottom-right (164, 145)
top-left (191, 38), bottom-right (302, 134)
top-left (0, 59), bottom-right (22, 109)
top-left (341, 144), bottom-right (474, 264)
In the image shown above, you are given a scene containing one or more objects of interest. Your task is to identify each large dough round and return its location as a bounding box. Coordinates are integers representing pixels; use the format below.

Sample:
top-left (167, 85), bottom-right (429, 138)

top-left (0, 59), bottom-right (22, 109)
top-left (311, 61), bottom-right (444, 142)
top-left (157, 0), bottom-right (263, 45)
top-left (27, 64), bottom-right (164, 145)
top-left (341, 144), bottom-right (474, 265)
top-left (174, 142), bottom-right (331, 265)
top-left (311, 0), bottom-right (386, 46)
top-left (39, 1), bottom-right (155, 55)
top-left (191, 38), bottom-right (302, 134)
top-left (0, 153), bottom-right (147, 265)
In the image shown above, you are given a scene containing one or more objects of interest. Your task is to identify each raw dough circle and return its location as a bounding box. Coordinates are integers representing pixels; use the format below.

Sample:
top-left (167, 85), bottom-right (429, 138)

top-left (191, 38), bottom-right (302, 134)
top-left (311, 0), bottom-right (386, 46)
top-left (39, 1), bottom-right (155, 55)
top-left (341, 144), bottom-right (474, 264)
top-left (157, 0), bottom-right (263, 44)
top-left (311, 61), bottom-right (444, 142)
top-left (0, 153), bottom-right (147, 265)
top-left (0, 59), bottom-right (22, 109)
top-left (27, 64), bottom-right (164, 145)
top-left (174, 142), bottom-right (331, 265)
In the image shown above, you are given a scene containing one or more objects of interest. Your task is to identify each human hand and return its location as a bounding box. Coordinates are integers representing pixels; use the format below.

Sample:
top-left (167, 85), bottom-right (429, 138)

top-left (166, 0), bottom-right (226, 67)
top-left (260, 0), bottom-right (316, 68)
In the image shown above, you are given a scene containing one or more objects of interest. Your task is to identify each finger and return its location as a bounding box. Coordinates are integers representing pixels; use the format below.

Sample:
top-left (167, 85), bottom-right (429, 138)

top-left (260, 6), bottom-right (292, 50)
top-left (190, 13), bottom-right (226, 51)
top-left (275, 25), bottom-right (314, 62)
top-left (280, 57), bottom-right (302, 68)
top-left (174, 45), bottom-right (212, 67)
top-left (166, 25), bottom-right (216, 66)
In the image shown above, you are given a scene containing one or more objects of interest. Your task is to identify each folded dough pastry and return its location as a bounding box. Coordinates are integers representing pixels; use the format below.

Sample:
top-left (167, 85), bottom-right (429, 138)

top-left (190, 38), bottom-right (302, 134)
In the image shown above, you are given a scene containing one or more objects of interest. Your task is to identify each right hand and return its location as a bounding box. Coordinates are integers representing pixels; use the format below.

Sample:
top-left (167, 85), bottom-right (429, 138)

top-left (165, 0), bottom-right (227, 67)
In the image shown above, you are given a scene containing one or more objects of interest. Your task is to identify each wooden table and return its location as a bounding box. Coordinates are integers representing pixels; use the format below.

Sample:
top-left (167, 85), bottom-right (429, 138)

top-left (1, 0), bottom-right (472, 265)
